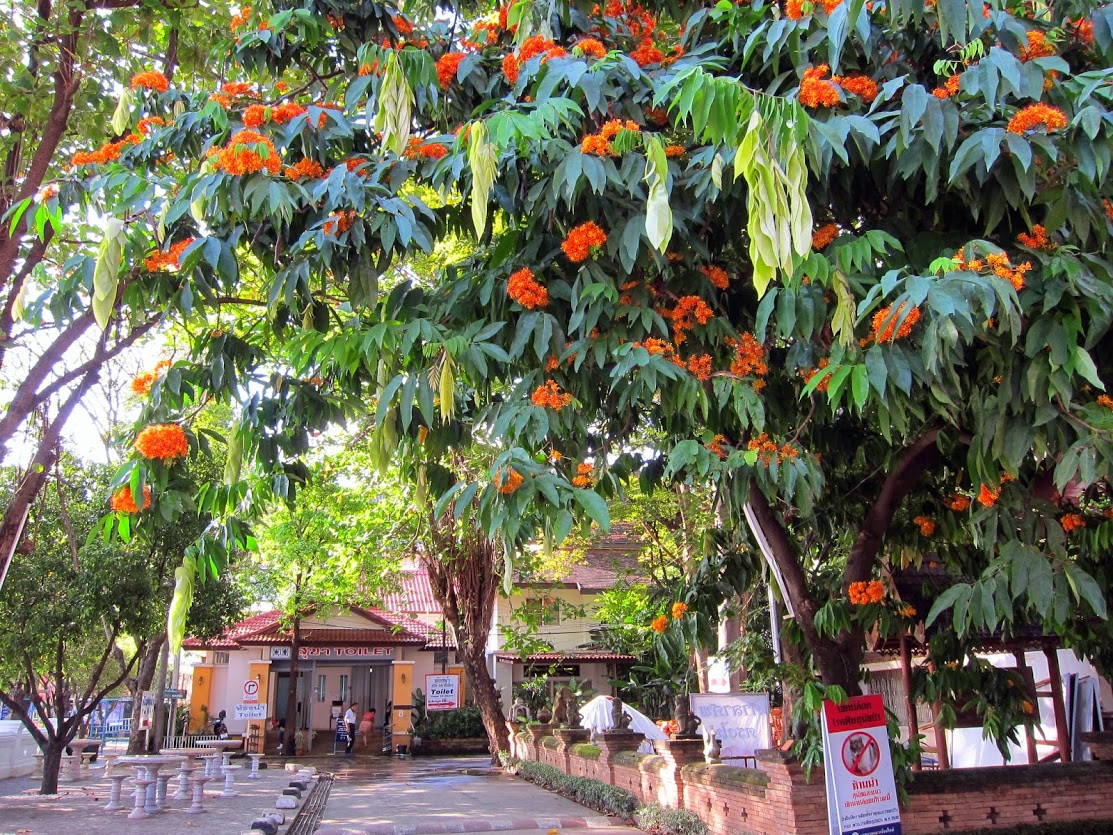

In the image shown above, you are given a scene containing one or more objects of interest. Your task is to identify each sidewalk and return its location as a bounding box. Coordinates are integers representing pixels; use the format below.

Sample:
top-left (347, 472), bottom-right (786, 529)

top-left (315, 757), bottom-right (641, 835)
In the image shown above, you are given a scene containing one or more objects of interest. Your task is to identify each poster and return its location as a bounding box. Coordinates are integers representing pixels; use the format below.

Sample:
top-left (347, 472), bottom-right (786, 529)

top-left (425, 674), bottom-right (461, 711)
top-left (690, 692), bottom-right (771, 760)
top-left (821, 695), bottom-right (902, 835)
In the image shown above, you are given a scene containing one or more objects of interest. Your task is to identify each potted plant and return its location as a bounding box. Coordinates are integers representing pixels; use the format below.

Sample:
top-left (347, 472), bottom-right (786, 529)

top-left (294, 728), bottom-right (315, 755)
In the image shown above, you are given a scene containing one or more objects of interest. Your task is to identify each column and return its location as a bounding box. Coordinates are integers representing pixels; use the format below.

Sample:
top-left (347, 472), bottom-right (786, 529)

top-left (391, 660), bottom-right (415, 754)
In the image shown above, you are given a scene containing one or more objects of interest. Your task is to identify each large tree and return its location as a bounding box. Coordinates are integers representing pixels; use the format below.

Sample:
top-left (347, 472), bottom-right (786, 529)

top-left (54, 0), bottom-right (1113, 719)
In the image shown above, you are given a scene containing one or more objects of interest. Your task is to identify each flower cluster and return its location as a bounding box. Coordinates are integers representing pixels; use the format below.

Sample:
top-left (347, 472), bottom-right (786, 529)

top-left (1104, 199), bottom-right (1113, 226)
top-left (72, 135), bottom-right (140, 166)
top-left (954, 249), bottom-right (1033, 291)
top-left (1098, 394), bottom-right (1113, 410)
top-left (1020, 30), bottom-right (1057, 62)
top-left (1061, 513), bottom-right (1086, 533)
top-left (785, 0), bottom-right (842, 18)
top-left (323, 211), bottom-right (356, 236)
top-left (581, 119), bottom-right (640, 156)
top-left (507, 268), bottom-right (549, 309)
top-left (798, 65), bottom-right (840, 108)
top-left (130, 71), bottom-right (169, 92)
top-left (144, 238), bottom-right (195, 272)
top-left (136, 116), bottom-right (168, 136)
top-left (870, 302), bottom-right (920, 343)
top-left (502, 54), bottom-right (520, 84)
top-left (130, 359), bottom-right (172, 396)
top-left (531, 380), bottom-right (573, 410)
top-left (572, 462), bottom-right (595, 488)
top-left (800, 357), bottom-right (832, 392)
top-left (976, 474), bottom-right (1012, 507)
top-left (230, 6), bottom-right (251, 29)
top-left (111, 484), bottom-right (152, 513)
top-left (651, 615), bottom-right (669, 633)
top-left (747, 433), bottom-right (798, 465)
top-left (210, 130), bottom-right (281, 176)
top-left (1072, 17), bottom-right (1095, 45)
top-left (700, 265), bottom-right (730, 290)
top-left (285, 158), bottom-right (325, 181)
top-left (671, 601), bottom-right (688, 619)
top-left (664, 144), bottom-right (685, 157)
top-left (812, 223), bottom-right (839, 250)
top-left (519, 35), bottom-right (566, 63)
top-left (706, 434), bottom-right (728, 459)
top-left (494, 467), bottom-right (524, 494)
top-left (835, 74), bottom-right (879, 104)
top-left (932, 74), bottom-right (961, 99)
top-left (404, 139), bottom-right (449, 160)
top-left (949, 494), bottom-right (972, 512)
top-left (1016, 224), bottom-right (1055, 251)
top-left (134, 423), bottom-right (189, 461)
top-left (243, 102), bottom-right (309, 128)
top-left (575, 38), bottom-right (607, 59)
top-left (686, 353), bottom-right (712, 380)
top-left (848, 580), bottom-right (885, 605)
top-left (436, 52), bottom-right (466, 88)
top-left (727, 333), bottom-right (767, 378)
top-left (1007, 103), bottom-right (1068, 135)
top-left (562, 221), bottom-right (607, 262)
top-left (629, 39), bottom-right (664, 67)
top-left (661, 296), bottom-right (713, 344)
top-left (913, 515), bottom-right (936, 536)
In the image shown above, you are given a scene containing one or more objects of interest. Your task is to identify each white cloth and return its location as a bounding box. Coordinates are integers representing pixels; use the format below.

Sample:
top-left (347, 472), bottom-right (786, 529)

top-left (578, 695), bottom-right (667, 754)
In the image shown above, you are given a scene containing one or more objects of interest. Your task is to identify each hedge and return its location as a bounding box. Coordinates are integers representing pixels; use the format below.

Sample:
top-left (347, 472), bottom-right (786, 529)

top-left (634, 805), bottom-right (709, 835)
top-left (514, 759), bottom-right (638, 819)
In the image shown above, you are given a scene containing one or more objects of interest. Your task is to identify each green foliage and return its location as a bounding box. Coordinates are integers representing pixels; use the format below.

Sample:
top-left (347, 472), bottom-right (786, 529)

top-left (411, 689), bottom-right (487, 739)
top-left (515, 759), bottom-right (638, 819)
top-left (633, 804), bottom-right (709, 835)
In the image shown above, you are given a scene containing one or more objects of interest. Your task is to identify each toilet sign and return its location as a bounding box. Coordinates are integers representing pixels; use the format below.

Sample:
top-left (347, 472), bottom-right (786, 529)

top-left (425, 674), bottom-right (460, 711)
top-left (243, 679), bottom-right (259, 704)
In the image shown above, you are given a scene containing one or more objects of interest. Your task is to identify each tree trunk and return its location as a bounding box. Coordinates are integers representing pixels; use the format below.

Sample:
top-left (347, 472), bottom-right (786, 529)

top-left (282, 618), bottom-right (301, 756)
top-left (462, 636), bottom-right (509, 757)
top-left (39, 738), bottom-right (65, 795)
top-left (127, 634), bottom-right (165, 754)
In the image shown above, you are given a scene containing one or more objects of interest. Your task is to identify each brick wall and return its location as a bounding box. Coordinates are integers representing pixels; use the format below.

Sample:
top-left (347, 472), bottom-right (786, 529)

top-left (511, 724), bottom-right (1113, 835)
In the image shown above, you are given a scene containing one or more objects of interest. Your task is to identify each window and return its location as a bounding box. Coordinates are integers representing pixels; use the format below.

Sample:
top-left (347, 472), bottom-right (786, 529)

top-left (213, 651), bottom-right (230, 665)
top-left (520, 596), bottom-right (561, 625)
top-left (339, 674), bottom-right (349, 703)
top-left (316, 675), bottom-right (327, 702)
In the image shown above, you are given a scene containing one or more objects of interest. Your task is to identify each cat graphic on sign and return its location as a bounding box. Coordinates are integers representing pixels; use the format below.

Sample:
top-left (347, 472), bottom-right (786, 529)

top-left (842, 731), bottom-right (880, 777)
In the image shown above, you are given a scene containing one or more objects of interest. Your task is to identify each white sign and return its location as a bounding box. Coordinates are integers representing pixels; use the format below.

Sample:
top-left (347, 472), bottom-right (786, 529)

top-left (425, 674), bottom-right (461, 711)
top-left (690, 692), bottom-right (771, 760)
top-left (821, 695), bottom-right (902, 835)
top-left (243, 679), bottom-right (259, 704)
top-left (706, 656), bottom-right (732, 694)
top-left (233, 703), bottom-right (267, 721)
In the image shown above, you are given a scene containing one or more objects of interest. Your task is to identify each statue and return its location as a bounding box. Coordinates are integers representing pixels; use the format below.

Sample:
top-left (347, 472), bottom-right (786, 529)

top-left (510, 698), bottom-right (530, 722)
top-left (610, 697), bottom-right (632, 731)
top-left (673, 694), bottom-right (701, 738)
top-left (704, 730), bottom-right (722, 763)
top-left (552, 685), bottom-right (579, 728)
top-left (537, 705), bottom-right (552, 724)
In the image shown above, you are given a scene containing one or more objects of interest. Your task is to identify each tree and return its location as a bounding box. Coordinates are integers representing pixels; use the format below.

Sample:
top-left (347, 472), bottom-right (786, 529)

top-left (0, 460), bottom-right (147, 793)
top-left (59, 0), bottom-right (1113, 731)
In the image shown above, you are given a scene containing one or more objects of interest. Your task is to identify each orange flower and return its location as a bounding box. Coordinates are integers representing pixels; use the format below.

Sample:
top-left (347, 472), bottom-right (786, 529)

top-left (949, 494), bottom-right (971, 512)
top-left (799, 65), bottom-right (840, 109)
top-left (747, 433), bottom-right (798, 465)
top-left (913, 515), bottom-right (936, 536)
top-left (519, 35), bottom-right (561, 63)
top-left (136, 116), bottom-right (167, 136)
top-left (1007, 103), bottom-right (1068, 135)
top-left (272, 102), bottom-right (308, 124)
top-left (687, 353), bottom-right (713, 381)
top-left (285, 158), bottom-right (325, 181)
top-left (494, 467), bottom-right (525, 494)
top-left (436, 52), bottom-right (466, 88)
top-left (562, 221), bottom-right (607, 262)
top-left (575, 38), bottom-right (607, 59)
top-left (71, 139), bottom-right (131, 166)
top-left (848, 580), bottom-right (885, 605)
top-left (671, 601), bottom-right (688, 619)
top-left (130, 71), bottom-right (169, 92)
top-left (507, 267), bottom-right (549, 309)
top-left (700, 265), bottom-right (730, 290)
top-left (210, 130), bottom-right (281, 176)
top-left (870, 302), bottom-right (920, 343)
top-left (985, 252), bottom-right (1031, 291)
top-left (323, 210), bottom-right (356, 236)
top-left (144, 238), bottom-right (195, 272)
top-left (1104, 199), bottom-right (1113, 226)
top-left (134, 423), bottom-right (189, 461)
top-left (230, 6), bottom-right (251, 29)
top-left (502, 53), bottom-right (520, 85)
top-left (581, 134), bottom-right (613, 156)
top-left (706, 434), bottom-right (728, 459)
top-left (531, 380), bottom-right (573, 410)
top-left (630, 38), bottom-right (663, 67)
top-left (786, 0), bottom-right (806, 19)
top-left (1061, 513), bottom-right (1086, 533)
top-left (800, 357), bottom-right (832, 392)
top-left (664, 144), bottom-right (685, 157)
top-left (1098, 394), bottom-right (1113, 410)
top-left (932, 74), bottom-right (961, 99)
top-left (977, 483), bottom-right (1000, 507)
top-left (111, 484), bottom-right (152, 513)
top-left (728, 332), bottom-right (767, 377)
top-left (651, 615), bottom-right (669, 633)
top-left (1020, 30), bottom-right (1056, 62)
top-left (1072, 17), bottom-right (1095, 45)
top-left (572, 462), bottom-right (595, 488)
top-left (1016, 224), bottom-right (1055, 251)
top-left (836, 74), bottom-right (878, 104)
top-left (811, 223), bottom-right (839, 250)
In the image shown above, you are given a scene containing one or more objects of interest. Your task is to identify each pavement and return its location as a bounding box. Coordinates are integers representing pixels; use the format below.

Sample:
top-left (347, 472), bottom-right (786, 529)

top-left (0, 754), bottom-right (645, 835)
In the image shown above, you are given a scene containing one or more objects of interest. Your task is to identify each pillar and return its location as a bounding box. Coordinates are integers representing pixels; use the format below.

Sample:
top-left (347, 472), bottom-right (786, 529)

top-left (391, 660), bottom-right (415, 753)
top-left (1015, 650), bottom-right (1039, 765)
top-left (190, 665), bottom-right (213, 733)
top-left (1044, 646), bottom-right (1071, 763)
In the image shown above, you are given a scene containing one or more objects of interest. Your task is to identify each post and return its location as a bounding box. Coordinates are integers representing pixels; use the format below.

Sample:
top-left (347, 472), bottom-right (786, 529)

top-left (1044, 645), bottom-right (1071, 763)
top-left (150, 640), bottom-right (169, 753)
top-left (1015, 650), bottom-right (1039, 765)
top-left (899, 635), bottom-right (921, 771)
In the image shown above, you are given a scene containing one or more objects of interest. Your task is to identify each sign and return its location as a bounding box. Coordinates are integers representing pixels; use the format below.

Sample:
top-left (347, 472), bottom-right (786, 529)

top-left (269, 646), bottom-right (395, 661)
top-left (425, 674), bottom-right (461, 711)
top-left (821, 695), bottom-right (902, 835)
top-left (165, 689), bottom-right (187, 700)
top-left (234, 703), bottom-right (267, 721)
top-left (140, 691), bottom-right (156, 728)
top-left (335, 714), bottom-right (349, 744)
top-left (690, 693), bottom-right (772, 759)
top-left (243, 679), bottom-right (259, 704)
top-left (706, 656), bottom-right (732, 694)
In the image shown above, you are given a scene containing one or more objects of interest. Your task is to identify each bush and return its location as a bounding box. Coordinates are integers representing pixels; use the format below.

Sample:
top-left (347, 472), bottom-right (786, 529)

top-left (634, 805), bottom-right (708, 835)
top-left (516, 760), bottom-right (638, 819)
top-left (412, 703), bottom-right (486, 740)
top-left (571, 743), bottom-right (601, 759)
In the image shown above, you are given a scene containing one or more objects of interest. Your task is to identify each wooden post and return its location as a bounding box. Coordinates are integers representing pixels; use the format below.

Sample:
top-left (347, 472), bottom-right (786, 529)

top-left (931, 698), bottom-right (950, 770)
top-left (1015, 650), bottom-right (1039, 765)
top-left (900, 635), bottom-right (922, 771)
top-left (1044, 645), bottom-right (1071, 763)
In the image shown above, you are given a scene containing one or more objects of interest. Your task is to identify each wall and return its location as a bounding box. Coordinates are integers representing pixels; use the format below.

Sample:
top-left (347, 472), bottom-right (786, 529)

top-left (514, 731), bottom-right (1113, 835)
top-left (493, 588), bottom-right (599, 653)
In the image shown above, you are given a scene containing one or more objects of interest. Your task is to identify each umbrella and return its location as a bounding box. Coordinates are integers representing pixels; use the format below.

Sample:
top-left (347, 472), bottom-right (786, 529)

top-left (578, 695), bottom-right (667, 754)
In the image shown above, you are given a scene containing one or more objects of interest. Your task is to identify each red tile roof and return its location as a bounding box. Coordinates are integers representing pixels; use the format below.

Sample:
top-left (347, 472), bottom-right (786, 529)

top-left (185, 606), bottom-right (444, 650)
top-left (380, 568), bottom-right (441, 615)
top-left (521, 522), bottom-right (647, 591)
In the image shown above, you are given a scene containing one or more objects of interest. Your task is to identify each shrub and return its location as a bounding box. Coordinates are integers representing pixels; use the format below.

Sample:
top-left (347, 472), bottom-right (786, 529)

top-left (571, 743), bottom-right (601, 759)
top-left (516, 760), bottom-right (638, 818)
top-left (634, 805), bottom-right (708, 835)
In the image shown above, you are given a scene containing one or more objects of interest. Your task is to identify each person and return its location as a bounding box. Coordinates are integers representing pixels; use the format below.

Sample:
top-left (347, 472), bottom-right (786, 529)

top-left (344, 702), bottom-right (358, 756)
top-left (358, 707), bottom-right (376, 750)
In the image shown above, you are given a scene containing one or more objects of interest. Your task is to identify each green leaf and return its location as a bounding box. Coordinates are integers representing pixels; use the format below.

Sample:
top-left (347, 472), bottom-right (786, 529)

top-left (573, 488), bottom-right (610, 532)
top-left (91, 217), bottom-right (126, 329)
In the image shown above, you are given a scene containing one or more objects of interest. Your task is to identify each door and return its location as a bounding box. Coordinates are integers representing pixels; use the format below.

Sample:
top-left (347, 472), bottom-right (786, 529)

top-left (274, 672), bottom-right (311, 729)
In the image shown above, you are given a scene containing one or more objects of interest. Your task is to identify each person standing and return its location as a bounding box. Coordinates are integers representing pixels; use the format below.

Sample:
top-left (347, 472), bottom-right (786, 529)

top-left (344, 702), bottom-right (358, 756)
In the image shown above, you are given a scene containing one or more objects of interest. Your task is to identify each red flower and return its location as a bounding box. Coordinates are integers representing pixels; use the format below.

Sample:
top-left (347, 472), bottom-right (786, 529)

top-left (561, 222), bottom-right (607, 262)
top-left (436, 52), bottom-right (466, 88)
top-left (130, 71), bottom-right (169, 92)
top-left (134, 424), bottom-right (189, 461)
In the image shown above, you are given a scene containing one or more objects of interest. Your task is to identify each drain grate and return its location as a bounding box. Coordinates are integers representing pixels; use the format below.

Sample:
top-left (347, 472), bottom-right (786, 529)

top-left (287, 771), bottom-right (334, 835)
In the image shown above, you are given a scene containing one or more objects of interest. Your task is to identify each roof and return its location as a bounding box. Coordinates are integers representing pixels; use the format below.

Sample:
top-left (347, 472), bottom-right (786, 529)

top-left (380, 568), bottom-right (442, 615)
top-left (494, 651), bottom-right (637, 663)
top-left (184, 605), bottom-right (452, 651)
top-left (520, 522), bottom-right (647, 592)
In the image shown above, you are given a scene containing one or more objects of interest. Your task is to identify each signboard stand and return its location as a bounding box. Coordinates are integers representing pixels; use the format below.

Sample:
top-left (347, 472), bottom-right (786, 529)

top-left (333, 714), bottom-right (349, 754)
top-left (821, 695), bottom-right (902, 835)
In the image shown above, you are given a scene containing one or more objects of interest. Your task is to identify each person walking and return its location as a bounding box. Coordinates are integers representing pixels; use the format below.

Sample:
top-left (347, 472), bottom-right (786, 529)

top-left (344, 703), bottom-right (358, 756)
top-left (358, 707), bottom-right (376, 750)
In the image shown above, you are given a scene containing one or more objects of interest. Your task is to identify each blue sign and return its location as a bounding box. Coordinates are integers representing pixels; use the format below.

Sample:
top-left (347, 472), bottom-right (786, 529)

top-left (335, 715), bottom-right (349, 744)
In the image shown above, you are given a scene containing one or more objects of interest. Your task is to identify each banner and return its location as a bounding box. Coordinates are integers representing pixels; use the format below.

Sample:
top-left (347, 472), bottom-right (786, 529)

top-left (821, 695), bottom-right (902, 835)
top-left (425, 674), bottom-right (461, 711)
top-left (690, 693), bottom-right (771, 759)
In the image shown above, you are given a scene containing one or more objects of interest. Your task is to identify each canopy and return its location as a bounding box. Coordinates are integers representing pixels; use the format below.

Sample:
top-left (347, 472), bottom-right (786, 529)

top-left (578, 695), bottom-right (667, 754)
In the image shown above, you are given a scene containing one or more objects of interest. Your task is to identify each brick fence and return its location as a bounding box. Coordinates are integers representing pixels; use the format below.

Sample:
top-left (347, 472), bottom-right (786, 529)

top-left (508, 724), bottom-right (1113, 834)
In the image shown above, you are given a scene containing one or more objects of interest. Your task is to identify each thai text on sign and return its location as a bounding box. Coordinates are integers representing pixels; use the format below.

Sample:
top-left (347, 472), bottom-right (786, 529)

top-left (425, 674), bottom-right (460, 711)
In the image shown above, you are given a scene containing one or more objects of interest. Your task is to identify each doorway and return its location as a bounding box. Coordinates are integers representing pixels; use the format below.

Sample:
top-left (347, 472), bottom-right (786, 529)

top-left (274, 671), bottom-right (310, 730)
